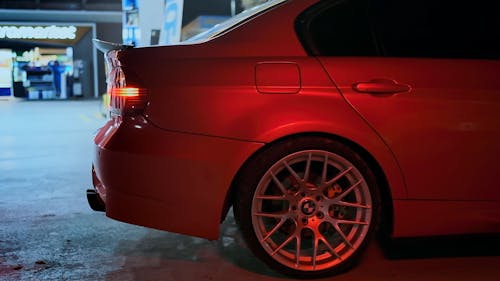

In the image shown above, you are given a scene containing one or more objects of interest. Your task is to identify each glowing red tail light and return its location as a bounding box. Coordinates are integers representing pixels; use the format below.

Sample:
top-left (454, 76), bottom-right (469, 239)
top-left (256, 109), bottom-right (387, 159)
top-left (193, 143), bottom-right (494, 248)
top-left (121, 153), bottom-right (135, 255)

top-left (107, 65), bottom-right (148, 117)
top-left (109, 86), bottom-right (148, 117)
top-left (111, 87), bottom-right (142, 97)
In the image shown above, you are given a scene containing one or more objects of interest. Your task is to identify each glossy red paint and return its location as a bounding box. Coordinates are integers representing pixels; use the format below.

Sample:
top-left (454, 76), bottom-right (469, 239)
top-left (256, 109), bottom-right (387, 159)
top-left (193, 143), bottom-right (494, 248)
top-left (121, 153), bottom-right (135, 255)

top-left (321, 58), bottom-right (500, 201)
top-left (255, 62), bottom-right (301, 94)
top-left (90, 0), bottom-right (500, 276)
top-left (93, 115), bottom-right (263, 239)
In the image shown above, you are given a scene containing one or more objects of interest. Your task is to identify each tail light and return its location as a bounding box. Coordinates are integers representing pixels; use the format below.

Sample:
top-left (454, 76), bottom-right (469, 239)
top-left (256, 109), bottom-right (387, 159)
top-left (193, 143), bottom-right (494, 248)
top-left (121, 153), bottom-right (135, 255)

top-left (107, 66), bottom-right (148, 117)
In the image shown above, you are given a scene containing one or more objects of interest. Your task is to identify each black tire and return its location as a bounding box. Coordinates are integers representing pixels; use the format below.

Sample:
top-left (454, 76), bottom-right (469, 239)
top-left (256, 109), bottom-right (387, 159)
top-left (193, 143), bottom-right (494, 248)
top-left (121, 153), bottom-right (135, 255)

top-left (233, 136), bottom-right (381, 278)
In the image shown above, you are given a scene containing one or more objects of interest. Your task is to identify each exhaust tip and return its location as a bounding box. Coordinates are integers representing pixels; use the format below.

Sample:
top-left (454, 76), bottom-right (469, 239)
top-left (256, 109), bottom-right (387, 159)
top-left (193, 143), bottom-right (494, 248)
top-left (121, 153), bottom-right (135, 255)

top-left (87, 189), bottom-right (106, 212)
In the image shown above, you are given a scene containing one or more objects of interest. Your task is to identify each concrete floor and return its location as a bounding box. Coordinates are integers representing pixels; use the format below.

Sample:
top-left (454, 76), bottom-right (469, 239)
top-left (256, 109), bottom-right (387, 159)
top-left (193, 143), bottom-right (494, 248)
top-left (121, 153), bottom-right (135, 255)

top-left (0, 100), bottom-right (499, 281)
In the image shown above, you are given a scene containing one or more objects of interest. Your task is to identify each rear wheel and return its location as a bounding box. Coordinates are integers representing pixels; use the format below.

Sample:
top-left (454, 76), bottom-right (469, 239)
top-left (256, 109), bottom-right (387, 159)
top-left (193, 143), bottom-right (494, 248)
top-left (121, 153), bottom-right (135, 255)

top-left (233, 137), bottom-right (381, 278)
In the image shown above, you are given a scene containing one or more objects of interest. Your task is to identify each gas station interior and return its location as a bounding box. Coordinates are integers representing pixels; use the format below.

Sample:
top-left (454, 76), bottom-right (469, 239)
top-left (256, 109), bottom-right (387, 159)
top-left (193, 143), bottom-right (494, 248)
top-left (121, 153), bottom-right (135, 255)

top-left (1, 27), bottom-right (92, 100)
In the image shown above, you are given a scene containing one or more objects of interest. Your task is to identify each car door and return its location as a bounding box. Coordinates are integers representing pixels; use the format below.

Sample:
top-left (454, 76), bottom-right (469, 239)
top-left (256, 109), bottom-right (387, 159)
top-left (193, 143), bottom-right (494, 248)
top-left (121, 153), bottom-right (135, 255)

top-left (321, 58), bottom-right (500, 201)
top-left (301, 0), bottom-right (500, 200)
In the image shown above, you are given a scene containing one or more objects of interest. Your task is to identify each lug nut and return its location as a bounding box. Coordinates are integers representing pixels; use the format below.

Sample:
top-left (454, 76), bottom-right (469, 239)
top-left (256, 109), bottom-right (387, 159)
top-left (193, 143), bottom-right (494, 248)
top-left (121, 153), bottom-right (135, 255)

top-left (301, 218), bottom-right (308, 225)
top-left (316, 212), bottom-right (324, 219)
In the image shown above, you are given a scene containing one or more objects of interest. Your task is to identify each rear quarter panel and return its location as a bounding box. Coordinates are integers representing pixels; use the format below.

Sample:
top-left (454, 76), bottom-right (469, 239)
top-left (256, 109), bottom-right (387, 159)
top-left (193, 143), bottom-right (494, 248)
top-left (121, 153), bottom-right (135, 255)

top-left (134, 55), bottom-right (407, 201)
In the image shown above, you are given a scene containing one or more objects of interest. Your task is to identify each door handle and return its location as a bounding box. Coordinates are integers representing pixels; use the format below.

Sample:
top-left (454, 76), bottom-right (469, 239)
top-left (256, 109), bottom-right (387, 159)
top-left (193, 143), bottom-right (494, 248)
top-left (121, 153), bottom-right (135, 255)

top-left (352, 78), bottom-right (411, 94)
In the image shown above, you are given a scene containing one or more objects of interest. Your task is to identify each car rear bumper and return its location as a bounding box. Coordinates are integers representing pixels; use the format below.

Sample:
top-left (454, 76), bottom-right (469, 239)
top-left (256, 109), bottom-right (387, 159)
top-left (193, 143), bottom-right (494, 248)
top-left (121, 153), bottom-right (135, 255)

top-left (90, 115), bottom-right (263, 240)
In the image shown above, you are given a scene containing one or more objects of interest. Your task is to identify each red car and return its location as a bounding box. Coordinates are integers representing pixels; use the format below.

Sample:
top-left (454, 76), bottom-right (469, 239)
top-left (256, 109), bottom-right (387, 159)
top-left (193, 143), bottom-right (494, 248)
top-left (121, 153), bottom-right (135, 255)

top-left (87, 0), bottom-right (500, 277)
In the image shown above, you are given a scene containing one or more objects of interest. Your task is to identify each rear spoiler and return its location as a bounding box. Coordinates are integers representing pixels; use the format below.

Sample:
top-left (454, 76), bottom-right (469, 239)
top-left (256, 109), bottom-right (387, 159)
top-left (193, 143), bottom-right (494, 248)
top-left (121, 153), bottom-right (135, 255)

top-left (93, 39), bottom-right (134, 54)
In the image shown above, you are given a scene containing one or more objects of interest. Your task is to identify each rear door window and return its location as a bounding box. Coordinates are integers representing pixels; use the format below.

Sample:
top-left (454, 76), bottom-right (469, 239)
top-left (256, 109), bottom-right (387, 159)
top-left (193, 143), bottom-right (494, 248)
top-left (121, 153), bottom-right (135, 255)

top-left (297, 0), bottom-right (379, 56)
top-left (375, 0), bottom-right (500, 59)
top-left (297, 0), bottom-right (500, 60)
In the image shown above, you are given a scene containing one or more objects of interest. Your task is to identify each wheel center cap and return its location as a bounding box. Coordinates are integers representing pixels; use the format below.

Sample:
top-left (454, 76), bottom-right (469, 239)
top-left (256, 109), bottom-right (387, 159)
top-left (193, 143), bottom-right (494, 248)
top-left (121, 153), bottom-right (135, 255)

top-left (301, 200), bottom-right (316, 215)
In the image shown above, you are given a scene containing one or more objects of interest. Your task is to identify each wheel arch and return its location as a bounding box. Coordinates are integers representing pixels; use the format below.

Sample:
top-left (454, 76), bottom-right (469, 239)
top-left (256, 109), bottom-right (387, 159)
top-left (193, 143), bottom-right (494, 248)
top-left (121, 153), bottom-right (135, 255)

top-left (220, 132), bottom-right (394, 237)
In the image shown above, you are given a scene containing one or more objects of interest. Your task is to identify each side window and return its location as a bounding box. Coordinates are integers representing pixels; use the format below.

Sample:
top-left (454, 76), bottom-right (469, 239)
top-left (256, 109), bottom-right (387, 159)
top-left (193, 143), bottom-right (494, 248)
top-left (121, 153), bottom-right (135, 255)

top-left (297, 0), bottom-right (500, 60)
top-left (297, 0), bottom-right (378, 56)
top-left (374, 1), bottom-right (500, 59)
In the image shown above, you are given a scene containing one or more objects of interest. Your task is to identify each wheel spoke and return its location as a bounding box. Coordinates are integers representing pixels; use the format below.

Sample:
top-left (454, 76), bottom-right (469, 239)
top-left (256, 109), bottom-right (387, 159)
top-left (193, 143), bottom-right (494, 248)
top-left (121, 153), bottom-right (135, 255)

top-left (324, 166), bottom-right (353, 188)
top-left (336, 219), bottom-right (369, 226)
top-left (312, 235), bottom-right (319, 269)
top-left (272, 234), bottom-right (296, 256)
top-left (332, 222), bottom-right (353, 248)
top-left (255, 212), bottom-right (287, 219)
top-left (335, 179), bottom-right (364, 201)
top-left (283, 161), bottom-right (302, 186)
top-left (318, 235), bottom-right (341, 259)
top-left (270, 171), bottom-right (288, 195)
top-left (303, 152), bottom-right (312, 183)
top-left (255, 195), bottom-right (287, 201)
top-left (335, 201), bottom-right (371, 209)
top-left (295, 234), bottom-right (301, 267)
top-left (321, 153), bottom-right (328, 185)
top-left (261, 218), bottom-right (286, 242)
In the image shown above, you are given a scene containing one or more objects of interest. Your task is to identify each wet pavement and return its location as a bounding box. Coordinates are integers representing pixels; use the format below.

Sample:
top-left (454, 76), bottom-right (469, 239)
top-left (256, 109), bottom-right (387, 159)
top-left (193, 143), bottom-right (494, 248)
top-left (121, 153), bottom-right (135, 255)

top-left (0, 100), bottom-right (499, 281)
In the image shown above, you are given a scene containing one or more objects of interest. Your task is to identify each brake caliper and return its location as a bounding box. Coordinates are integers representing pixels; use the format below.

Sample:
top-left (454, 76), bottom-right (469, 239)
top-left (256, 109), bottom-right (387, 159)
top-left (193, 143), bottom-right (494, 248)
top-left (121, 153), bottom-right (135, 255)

top-left (326, 183), bottom-right (343, 199)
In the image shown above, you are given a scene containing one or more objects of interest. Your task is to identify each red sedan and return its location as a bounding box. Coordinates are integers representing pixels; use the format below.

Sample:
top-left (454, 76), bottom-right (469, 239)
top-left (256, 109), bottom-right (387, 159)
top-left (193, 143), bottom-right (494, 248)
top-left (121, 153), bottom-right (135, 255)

top-left (87, 0), bottom-right (500, 277)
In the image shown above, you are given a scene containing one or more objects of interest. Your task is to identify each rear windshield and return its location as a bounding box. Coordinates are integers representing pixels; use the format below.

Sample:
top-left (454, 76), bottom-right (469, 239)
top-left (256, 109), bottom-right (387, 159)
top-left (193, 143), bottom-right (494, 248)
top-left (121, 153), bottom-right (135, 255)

top-left (184, 0), bottom-right (287, 43)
